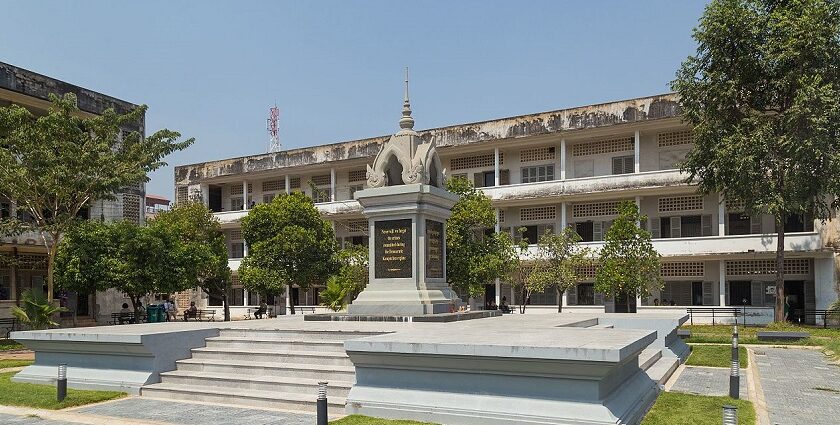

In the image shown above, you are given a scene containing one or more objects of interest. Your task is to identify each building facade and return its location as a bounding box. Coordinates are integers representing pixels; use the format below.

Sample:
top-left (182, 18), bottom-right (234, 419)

top-left (174, 93), bottom-right (840, 322)
top-left (0, 62), bottom-right (146, 324)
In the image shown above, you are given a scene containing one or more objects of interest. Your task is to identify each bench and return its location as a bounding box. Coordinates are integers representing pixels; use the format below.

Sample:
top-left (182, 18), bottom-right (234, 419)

top-left (110, 312), bottom-right (136, 325)
top-left (289, 306), bottom-right (316, 314)
top-left (0, 318), bottom-right (19, 338)
top-left (677, 329), bottom-right (692, 339)
top-left (184, 309), bottom-right (215, 322)
top-left (794, 309), bottom-right (840, 328)
top-left (757, 331), bottom-right (809, 341)
top-left (245, 307), bottom-right (273, 320)
top-left (686, 307), bottom-right (739, 325)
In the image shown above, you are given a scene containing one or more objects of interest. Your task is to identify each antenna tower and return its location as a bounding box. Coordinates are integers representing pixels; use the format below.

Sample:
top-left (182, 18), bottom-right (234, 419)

top-left (267, 104), bottom-right (280, 152)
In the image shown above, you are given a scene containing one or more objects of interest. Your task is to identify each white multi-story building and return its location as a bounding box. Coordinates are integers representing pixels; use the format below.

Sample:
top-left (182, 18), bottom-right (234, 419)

top-left (0, 62), bottom-right (146, 325)
top-left (174, 93), bottom-right (840, 322)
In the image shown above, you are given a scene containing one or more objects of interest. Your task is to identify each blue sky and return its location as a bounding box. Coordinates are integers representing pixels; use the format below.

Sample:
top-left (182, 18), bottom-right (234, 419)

top-left (0, 1), bottom-right (708, 199)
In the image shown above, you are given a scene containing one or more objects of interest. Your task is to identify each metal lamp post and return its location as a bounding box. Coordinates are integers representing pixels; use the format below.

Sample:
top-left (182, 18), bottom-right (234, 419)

top-left (57, 363), bottom-right (67, 402)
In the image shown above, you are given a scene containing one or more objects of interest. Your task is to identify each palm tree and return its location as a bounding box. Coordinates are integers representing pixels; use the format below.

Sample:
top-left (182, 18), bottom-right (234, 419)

top-left (11, 290), bottom-right (66, 330)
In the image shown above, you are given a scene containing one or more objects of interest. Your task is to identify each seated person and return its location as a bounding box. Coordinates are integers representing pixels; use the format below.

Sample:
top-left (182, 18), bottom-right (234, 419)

top-left (499, 296), bottom-right (511, 314)
top-left (118, 303), bottom-right (133, 324)
top-left (254, 301), bottom-right (268, 319)
top-left (487, 300), bottom-right (498, 310)
top-left (182, 301), bottom-right (198, 321)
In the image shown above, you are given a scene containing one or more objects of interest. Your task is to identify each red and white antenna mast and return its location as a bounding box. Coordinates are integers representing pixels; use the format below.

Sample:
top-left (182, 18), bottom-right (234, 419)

top-left (267, 104), bottom-right (280, 152)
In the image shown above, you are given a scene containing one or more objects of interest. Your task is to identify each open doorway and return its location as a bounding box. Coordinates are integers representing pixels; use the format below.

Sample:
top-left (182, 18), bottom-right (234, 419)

top-left (784, 281), bottom-right (804, 322)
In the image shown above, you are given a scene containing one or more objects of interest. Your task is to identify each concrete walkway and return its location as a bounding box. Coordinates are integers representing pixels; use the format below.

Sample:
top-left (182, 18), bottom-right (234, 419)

top-left (0, 398), bottom-right (318, 425)
top-left (754, 347), bottom-right (840, 425)
top-left (669, 365), bottom-right (748, 398)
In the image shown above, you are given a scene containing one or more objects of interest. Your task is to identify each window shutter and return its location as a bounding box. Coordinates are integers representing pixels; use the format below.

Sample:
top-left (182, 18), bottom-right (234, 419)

top-left (702, 282), bottom-right (713, 306)
top-left (725, 282), bottom-right (730, 306)
top-left (701, 214), bottom-right (713, 236)
top-left (612, 157), bottom-right (623, 175)
top-left (593, 221), bottom-right (603, 241)
top-left (566, 287), bottom-right (577, 306)
top-left (650, 217), bottom-right (661, 238)
top-left (473, 173), bottom-right (484, 188)
top-left (750, 216), bottom-right (762, 234)
top-left (500, 169), bottom-right (510, 185)
top-left (751, 281), bottom-right (763, 307)
top-left (625, 156), bottom-right (634, 174)
top-left (670, 217), bottom-right (681, 238)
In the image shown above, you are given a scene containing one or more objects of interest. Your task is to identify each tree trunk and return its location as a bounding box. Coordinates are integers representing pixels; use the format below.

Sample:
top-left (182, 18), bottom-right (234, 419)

top-left (289, 287), bottom-right (296, 315)
top-left (46, 239), bottom-right (58, 302)
top-left (223, 293), bottom-right (230, 321)
top-left (557, 287), bottom-right (563, 313)
top-left (519, 287), bottom-right (528, 314)
top-left (774, 215), bottom-right (786, 322)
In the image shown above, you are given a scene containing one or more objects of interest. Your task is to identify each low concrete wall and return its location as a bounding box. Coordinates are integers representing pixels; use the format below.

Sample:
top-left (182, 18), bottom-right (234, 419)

top-left (10, 323), bottom-right (219, 394)
top-left (597, 313), bottom-right (690, 361)
top-left (638, 306), bottom-right (774, 325)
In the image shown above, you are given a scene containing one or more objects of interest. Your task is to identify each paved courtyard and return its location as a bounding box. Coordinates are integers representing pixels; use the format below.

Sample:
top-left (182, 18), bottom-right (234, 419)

top-left (670, 365), bottom-right (749, 397)
top-left (755, 347), bottom-right (840, 425)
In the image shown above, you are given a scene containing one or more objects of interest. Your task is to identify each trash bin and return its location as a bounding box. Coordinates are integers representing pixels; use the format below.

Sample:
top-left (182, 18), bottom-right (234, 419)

top-left (157, 305), bottom-right (166, 322)
top-left (146, 305), bottom-right (159, 323)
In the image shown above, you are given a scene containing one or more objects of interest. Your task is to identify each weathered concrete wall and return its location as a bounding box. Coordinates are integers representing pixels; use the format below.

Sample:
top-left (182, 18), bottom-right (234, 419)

top-left (175, 94), bottom-right (680, 186)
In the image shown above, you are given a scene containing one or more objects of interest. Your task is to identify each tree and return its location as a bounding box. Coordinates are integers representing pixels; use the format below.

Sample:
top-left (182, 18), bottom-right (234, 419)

top-left (11, 290), bottom-right (66, 330)
top-left (595, 201), bottom-right (662, 313)
top-left (0, 93), bottom-right (193, 301)
top-left (506, 227), bottom-right (533, 314)
top-left (239, 192), bottom-right (338, 314)
top-left (673, 0), bottom-right (840, 321)
top-left (149, 203), bottom-right (232, 320)
top-left (445, 177), bottom-right (515, 300)
top-left (320, 245), bottom-right (368, 312)
top-left (55, 220), bottom-right (188, 314)
top-left (528, 227), bottom-right (591, 313)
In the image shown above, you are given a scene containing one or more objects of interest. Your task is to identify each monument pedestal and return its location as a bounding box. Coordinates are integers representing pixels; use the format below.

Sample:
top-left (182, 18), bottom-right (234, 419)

top-left (348, 184), bottom-right (461, 316)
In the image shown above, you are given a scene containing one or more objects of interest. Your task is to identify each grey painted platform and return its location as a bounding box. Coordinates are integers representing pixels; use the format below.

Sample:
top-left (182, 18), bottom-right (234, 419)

top-left (755, 347), bottom-right (840, 425)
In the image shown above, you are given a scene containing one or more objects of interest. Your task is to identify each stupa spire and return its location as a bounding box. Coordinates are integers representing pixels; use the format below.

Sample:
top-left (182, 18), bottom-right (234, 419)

top-left (399, 67), bottom-right (414, 130)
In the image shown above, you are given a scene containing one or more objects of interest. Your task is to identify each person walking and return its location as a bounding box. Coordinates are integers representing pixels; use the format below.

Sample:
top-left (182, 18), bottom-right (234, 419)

top-left (166, 298), bottom-right (178, 322)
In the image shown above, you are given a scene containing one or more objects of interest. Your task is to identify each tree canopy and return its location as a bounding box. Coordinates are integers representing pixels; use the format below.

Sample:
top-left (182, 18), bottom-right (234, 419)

top-left (55, 220), bottom-right (187, 313)
top-left (320, 245), bottom-right (369, 312)
top-left (238, 192), bottom-right (338, 314)
top-left (0, 93), bottom-right (193, 301)
top-left (528, 227), bottom-right (591, 313)
top-left (445, 177), bottom-right (515, 299)
top-left (149, 203), bottom-right (231, 320)
top-left (594, 201), bottom-right (662, 312)
top-left (673, 0), bottom-right (840, 320)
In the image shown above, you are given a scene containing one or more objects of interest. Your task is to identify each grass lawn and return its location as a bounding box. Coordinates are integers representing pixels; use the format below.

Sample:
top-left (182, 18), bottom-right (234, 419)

top-left (686, 344), bottom-right (748, 368)
top-left (683, 323), bottom-right (840, 360)
top-left (642, 392), bottom-right (755, 425)
top-left (0, 372), bottom-right (125, 409)
top-left (0, 339), bottom-right (25, 351)
top-left (0, 359), bottom-right (33, 369)
top-left (331, 415), bottom-right (439, 425)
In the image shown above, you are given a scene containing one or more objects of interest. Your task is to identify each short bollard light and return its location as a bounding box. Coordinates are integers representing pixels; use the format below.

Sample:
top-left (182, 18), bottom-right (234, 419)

top-left (57, 363), bottom-right (67, 402)
top-left (722, 404), bottom-right (737, 425)
top-left (317, 381), bottom-right (328, 425)
top-left (732, 324), bottom-right (739, 362)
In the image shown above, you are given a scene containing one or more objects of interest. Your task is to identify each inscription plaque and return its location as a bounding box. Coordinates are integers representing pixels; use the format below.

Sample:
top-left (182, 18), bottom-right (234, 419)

top-left (425, 220), bottom-right (444, 278)
top-left (374, 219), bottom-right (412, 279)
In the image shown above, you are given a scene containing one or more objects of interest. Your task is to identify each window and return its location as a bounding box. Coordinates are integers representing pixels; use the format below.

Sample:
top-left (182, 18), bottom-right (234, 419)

top-left (521, 165), bottom-right (555, 183)
top-left (248, 291), bottom-right (260, 306)
top-left (519, 224), bottom-right (554, 244)
top-left (230, 197), bottom-right (243, 211)
top-left (473, 171), bottom-right (495, 188)
top-left (680, 215), bottom-right (702, 237)
top-left (576, 221), bottom-right (594, 242)
top-left (784, 214), bottom-right (813, 233)
top-left (450, 152), bottom-right (503, 170)
top-left (729, 281), bottom-right (752, 306)
top-left (0, 202), bottom-right (9, 219)
top-left (574, 221), bottom-right (609, 242)
top-left (349, 184), bottom-right (364, 198)
top-left (577, 283), bottom-right (595, 305)
top-left (0, 275), bottom-right (9, 300)
top-left (312, 188), bottom-right (331, 203)
top-left (611, 155), bottom-right (634, 175)
top-left (230, 287), bottom-right (245, 306)
top-left (229, 242), bottom-right (244, 259)
top-left (263, 193), bottom-right (275, 204)
top-left (728, 213), bottom-right (752, 235)
top-left (655, 215), bottom-right (712, 238)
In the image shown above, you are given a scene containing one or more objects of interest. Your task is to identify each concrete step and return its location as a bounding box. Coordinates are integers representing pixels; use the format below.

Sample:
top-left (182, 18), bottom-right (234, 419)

top-left (219, 329), bottom-right (384, 342)
top-left (141, 383), bottom-right (345, 412)
top-left (204, 337), bottom-right (346, 353)
top-left (189, 347), bottom-right (353, 366)
top-left (644, 355), bottom-right (681, 386)
top-left (159, 370), bottom-right (352, 398)
top-left (639, 348), bottom-right (663, 371)
top-left (175, 358), bottom-right (356, 381)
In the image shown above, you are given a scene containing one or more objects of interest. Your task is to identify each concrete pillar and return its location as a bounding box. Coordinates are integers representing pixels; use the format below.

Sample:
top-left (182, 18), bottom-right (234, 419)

top-left (719, 259), bottom-right (727, 306)
top-left (560, 202), bottom-right (567, 229)
top-left (285, 175), bottom-right (290, 194)
top-left (561, 291), bottom-right (568, 311)
top-left (242, 181), bottom-right (249, 211)
top-left (330, 168), bottom-right (336, 202)
top-left (494, 148), bottom-right (500, 186)
top-left (560, 139), bottom-right (566, 181)
top-left (495, 279), bottom-right (501, 306)
top-left (634, 131), bottom-right (640, 173)
top-left (495, 208), bottom-right (501, 232)
top-left (200, 184), bottom-right (210, 207)
top-left (718, 195), bottom-right (726, 236)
